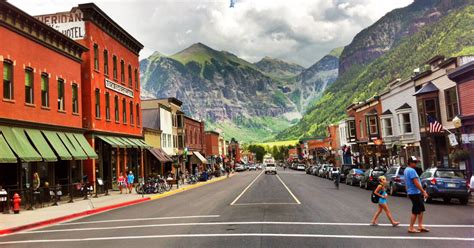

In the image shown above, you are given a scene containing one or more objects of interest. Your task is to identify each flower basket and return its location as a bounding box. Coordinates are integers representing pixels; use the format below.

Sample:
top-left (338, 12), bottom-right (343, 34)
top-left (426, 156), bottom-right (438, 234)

top-left (450, 150), bottom-right (471, 163)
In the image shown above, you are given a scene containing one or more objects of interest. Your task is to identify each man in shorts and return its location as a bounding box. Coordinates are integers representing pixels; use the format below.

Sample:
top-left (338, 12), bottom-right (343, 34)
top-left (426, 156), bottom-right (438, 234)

top-left (404, 156), bottom-right (429, 233)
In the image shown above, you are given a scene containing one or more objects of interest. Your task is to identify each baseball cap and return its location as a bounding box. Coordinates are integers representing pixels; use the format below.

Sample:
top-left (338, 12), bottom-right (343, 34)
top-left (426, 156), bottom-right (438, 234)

top-left (408, 156), bottom-right (419, 163)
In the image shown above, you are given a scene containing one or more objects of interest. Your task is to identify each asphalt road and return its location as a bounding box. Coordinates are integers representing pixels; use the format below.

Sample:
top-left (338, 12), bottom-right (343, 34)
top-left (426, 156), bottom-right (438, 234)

top-left (1, 168), bottom-right (473, 247)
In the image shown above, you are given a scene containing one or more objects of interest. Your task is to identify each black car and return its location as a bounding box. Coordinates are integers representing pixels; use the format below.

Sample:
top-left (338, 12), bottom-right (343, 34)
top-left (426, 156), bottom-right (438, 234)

top-left (359, 168), bottom-right (386, 190)
top-left (340, 164), bottom-right (357, 182)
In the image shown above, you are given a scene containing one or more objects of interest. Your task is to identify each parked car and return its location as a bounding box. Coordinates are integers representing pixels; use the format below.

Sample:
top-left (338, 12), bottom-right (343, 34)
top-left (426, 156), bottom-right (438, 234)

top-left (256, 164), bottom-right (262, 170)
top-left (420, 168), bottom-right (469, 204)
top-left (248, 164), bottom-right (257, 171)
top-left (385, 166), bottom-right (406, 195)
top-left (340, 164), bottom-right (357, 182)
top-left (297, 164), bottom-right (306, 171)
top-left (311, 165), bottom-right (321, 175)
top-left (346, 169), bottom-right (365, 186)
top-left (235, 164), bottom-right (245, 172)
top-left (359, 168), bottom-right (386, 189)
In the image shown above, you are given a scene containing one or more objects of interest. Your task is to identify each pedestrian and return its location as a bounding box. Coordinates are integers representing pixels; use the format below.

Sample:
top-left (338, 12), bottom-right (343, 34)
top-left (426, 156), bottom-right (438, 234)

top-left (118, 173), bottom-right (125, 194)
top-left (404, 156), bottom-right (429, 233)
top-left (127, 171), bottom-right (134, 194)
top-left (370, 176), bottom-right (400, 226)
top-left (32, 172), bottom-right (40, 191)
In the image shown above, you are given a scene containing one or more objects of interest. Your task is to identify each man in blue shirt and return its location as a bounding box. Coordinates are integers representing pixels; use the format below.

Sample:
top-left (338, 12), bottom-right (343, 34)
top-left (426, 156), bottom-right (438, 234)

top-left (404, 156), bottom-right (429, 233)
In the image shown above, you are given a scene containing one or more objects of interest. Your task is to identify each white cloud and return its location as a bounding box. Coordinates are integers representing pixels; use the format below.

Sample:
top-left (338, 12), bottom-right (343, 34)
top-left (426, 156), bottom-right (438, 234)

top-left (8, 0), bottom-right (412, 67)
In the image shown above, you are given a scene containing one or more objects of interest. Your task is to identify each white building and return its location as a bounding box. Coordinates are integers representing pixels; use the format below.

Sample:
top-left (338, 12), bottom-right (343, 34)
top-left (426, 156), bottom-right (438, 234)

top-left (159, 105), bottom-right (174, 156)
top-left (379, 78), bottom-right (422, 167)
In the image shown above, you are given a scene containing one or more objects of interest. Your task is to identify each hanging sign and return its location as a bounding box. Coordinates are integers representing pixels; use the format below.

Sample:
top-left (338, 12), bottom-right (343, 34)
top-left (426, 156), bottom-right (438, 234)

top-left (462, 134), bottom-right (470, 144)
top-left (448, 133), bottom-right (458, 147)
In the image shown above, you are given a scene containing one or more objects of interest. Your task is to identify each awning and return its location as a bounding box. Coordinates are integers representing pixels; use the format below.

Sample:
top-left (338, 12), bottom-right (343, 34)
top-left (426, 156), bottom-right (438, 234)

top-left (193, 151), bottom-right (208, 164)
top-left (24, 129), bottom-right (57, 162)
top-left (117, 137), bottom-right (138, 148)
top-left (72, 133), bottom-right (98, 159)
top-left (97, 135), bottom-right (150, 149)
top-left (0, 134), bottom-right (17, 163)
top-left (0, 126), bottom-right (42, 162)
top-left (97, 135), bottom-right (121, 148)
top-left (58, 132), bottom-right (88, 160)
top-left (148, 148), bottom-right (172, 163)
top-left (130, 138), bottom-right (151, 148)
top-left (43, 131), bottom-right (72, 160)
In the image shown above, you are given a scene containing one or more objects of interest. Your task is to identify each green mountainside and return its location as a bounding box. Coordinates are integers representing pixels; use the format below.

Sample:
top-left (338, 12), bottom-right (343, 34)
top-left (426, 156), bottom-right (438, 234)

top-left (254, 56), bottom-right (305, 81)
top-left (276, 5), bottom-right (474, 139)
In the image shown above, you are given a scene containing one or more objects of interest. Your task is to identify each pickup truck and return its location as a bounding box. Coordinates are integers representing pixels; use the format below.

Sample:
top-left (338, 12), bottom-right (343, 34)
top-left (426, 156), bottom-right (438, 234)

top-left (264, 163), bottom-right (277, 175)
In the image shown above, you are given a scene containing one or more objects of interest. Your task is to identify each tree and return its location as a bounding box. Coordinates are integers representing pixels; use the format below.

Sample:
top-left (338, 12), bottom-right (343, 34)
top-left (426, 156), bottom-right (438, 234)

top-left (248, 145), bottom-right (266, 162)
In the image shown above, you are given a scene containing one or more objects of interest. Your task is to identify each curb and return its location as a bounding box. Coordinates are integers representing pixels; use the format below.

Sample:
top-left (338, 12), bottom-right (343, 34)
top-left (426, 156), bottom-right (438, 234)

top-left (0, 197), bottom-right (150, 236)
top-left (0, 174), bottom-right (234, 236)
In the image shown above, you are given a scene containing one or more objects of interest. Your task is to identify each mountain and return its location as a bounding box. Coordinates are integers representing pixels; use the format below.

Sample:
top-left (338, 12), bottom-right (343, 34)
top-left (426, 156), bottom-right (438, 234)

top-left (291, 47), bottom-right (341, 112)
top-left (140, 43), bottom-right (301, 143)
top-left (339, 0), bottom-right (472, 74)
top-left (254, 56), bottom-right (305, 80)
top-left (276, 4), bottom-right (474, 140)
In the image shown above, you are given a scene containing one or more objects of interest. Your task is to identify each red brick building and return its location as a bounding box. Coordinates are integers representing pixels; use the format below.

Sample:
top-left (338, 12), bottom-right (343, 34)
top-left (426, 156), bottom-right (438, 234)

top-left (204, 131), bottom-right (220, 157)
top-left (448, 60), bottom-right (474, 178)
top-left (184, 115), bottom-right (206, 173)
top-left (36, 3), bottom-right (145, 188)
top-left (227, 138), bottom-right (241, 163)
top-left (0, 1), bottom-right (95, 192)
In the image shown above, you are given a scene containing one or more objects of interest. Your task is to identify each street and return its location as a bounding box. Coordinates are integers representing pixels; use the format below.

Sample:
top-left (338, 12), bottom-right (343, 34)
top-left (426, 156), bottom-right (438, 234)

top-left (0, 168), bottom-right (473, 247)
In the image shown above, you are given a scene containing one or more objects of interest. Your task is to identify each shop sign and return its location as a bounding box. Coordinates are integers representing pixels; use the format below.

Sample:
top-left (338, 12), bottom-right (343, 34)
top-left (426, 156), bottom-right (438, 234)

top-left (105, 78), bottom-right (134, 97)
top-left (469, 134), bottom-right (474, 143)
top-left (35, 9), bottom-right (85, 40)
top-left (448, 133), bottom-right (458, 147)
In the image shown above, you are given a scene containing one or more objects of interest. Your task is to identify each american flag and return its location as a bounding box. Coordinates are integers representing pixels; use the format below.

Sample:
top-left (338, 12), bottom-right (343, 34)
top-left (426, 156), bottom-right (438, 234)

top-left (427, 115), bottom-right (444, 133)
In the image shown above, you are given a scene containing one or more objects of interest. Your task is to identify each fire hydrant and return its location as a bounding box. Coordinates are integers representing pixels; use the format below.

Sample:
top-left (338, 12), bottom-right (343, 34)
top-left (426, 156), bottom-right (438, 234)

top-left (12, 193), bottom-right (21, 214)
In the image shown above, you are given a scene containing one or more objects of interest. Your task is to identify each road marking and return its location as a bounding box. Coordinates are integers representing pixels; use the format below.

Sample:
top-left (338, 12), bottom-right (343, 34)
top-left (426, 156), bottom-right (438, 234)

top-left (23, 221), bottom-right (474, 234)
top-left (57, 215), bottom-right (221, 226)
top-left (232, 203), bottom-right (299, 206)
top-left (276, 174), bottom-right (301, 204)
top-left (2, 233), bottom-right (473, 244)
top-left (230, 170), bottom-right (264, 205)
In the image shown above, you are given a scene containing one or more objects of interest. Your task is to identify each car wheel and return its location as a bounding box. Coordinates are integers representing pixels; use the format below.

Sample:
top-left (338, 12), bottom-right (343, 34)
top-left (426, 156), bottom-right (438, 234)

top-left (459, 198), bottom-right (468, 205)
top-left (443, 198), bottom-right (451, 204)
top-left (390, 184), bottom-right (397, 196)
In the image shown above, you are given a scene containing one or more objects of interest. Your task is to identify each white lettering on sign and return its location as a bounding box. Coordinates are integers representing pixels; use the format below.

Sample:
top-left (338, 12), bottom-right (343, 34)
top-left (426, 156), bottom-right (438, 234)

top-left (105, 78), bottom-right (134, 98)
top-left (35, 9), bottom-right (85, 40)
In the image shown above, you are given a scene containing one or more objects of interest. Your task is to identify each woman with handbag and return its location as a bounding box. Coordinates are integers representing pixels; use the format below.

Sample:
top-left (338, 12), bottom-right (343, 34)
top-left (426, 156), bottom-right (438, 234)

top-left (370, 176), bottom-right (400, 227)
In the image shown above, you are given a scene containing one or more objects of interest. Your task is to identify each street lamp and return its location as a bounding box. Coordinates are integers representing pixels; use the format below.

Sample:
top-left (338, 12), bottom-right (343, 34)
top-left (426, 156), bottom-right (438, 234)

top-left (453, 116), bottom-right (462, 129)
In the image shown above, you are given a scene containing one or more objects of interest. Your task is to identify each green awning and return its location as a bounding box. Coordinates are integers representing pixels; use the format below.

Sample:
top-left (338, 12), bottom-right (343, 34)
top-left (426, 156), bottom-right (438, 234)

top-left (118, 137), bottom-right (138, 148)
top-left (24, 129), bottom-right (57, 162)
top-left (127, 138), bottom-right (145, 148)
top-left (72, 133), bottom-right (98, 159)
top-left (0, 126), bottom-right (42, 162)
top-left (0, 134), bottom-right (17, 163)
top-left (65, 133), bottom-right (89, 160)
top-left (135, 138), bottom-right (152, 148)
top-left (42, 131), bottom-right (72, 160)
top-left (97, 135), bottom-right (120, 148)
top-left (109, 137), bottom-right (130, 148)
top-left (57, 132), bottom-right (88, 160)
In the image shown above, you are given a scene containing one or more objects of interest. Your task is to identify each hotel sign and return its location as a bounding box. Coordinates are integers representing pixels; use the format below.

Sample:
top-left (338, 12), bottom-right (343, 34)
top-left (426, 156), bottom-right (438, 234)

top-left (105, 79), bottom-right (134, 98)
top-left (35, 9), bottom-right (85, 40)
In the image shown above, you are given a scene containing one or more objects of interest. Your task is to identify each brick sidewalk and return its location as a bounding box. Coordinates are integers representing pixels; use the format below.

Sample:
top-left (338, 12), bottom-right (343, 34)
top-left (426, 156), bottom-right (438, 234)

top-left (0, 174), bottom-right (234, 235)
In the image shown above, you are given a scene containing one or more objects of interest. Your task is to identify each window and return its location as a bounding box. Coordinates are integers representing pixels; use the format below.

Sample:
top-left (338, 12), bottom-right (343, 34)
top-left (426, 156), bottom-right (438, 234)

top-left (134, 69), bottom-right (139, 90)
top-left (128, 65), bottom-right (132, 88)
top-left (382, 118), bottom-right (393, 136)
top-left (41, 74), bottom-right (49, 107)
top-left (177, 114), bottom-right (183, 128)
top-left (57, 79), bottom-right (65, 111)
top-left (120, 60), bottom-right (125, 83)
top-left (359, 121), bottom-right (364, 137)
top-left (418, 98), bottom-right (439, 128)
top-left (130, 101), bottom-right (134, 125)
top-left (445, 87), bottom-right (459, 121)
top-left (93, 44), bottom-right (99, 71)
top-left (367, 116), bottom-right (378, 135)
top-left (122, 98), bottom-right (127, 123)
top-left (113, 55), bottom-right (118, 80)
top-left (72, 84), bottom-right (79, 113)
top-left (105, 93), bottom-right (110, 120)
top-left (103, 49), bottom-right (109, 76)
top-left (178, 135), bottom-right (184, 148)
top-left (3, 61), bottom-right (13, 99)
top-left (347, 120), bottom-right (356, 138)
top-left (400, 113), bottom-right (412, 134)
top-left (95, 89), bottom-right (100, 118)
top-left (136, 104), bottom-right (140, 126)
top-left (25, 68), bottom-right (34, 104)
top-left (114, 96), bottom-right (119, 122)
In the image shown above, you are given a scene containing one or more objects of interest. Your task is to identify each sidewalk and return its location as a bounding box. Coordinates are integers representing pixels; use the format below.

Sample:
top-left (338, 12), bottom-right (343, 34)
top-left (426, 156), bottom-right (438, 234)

top-left (0, 174), bottom-right (233, 235)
